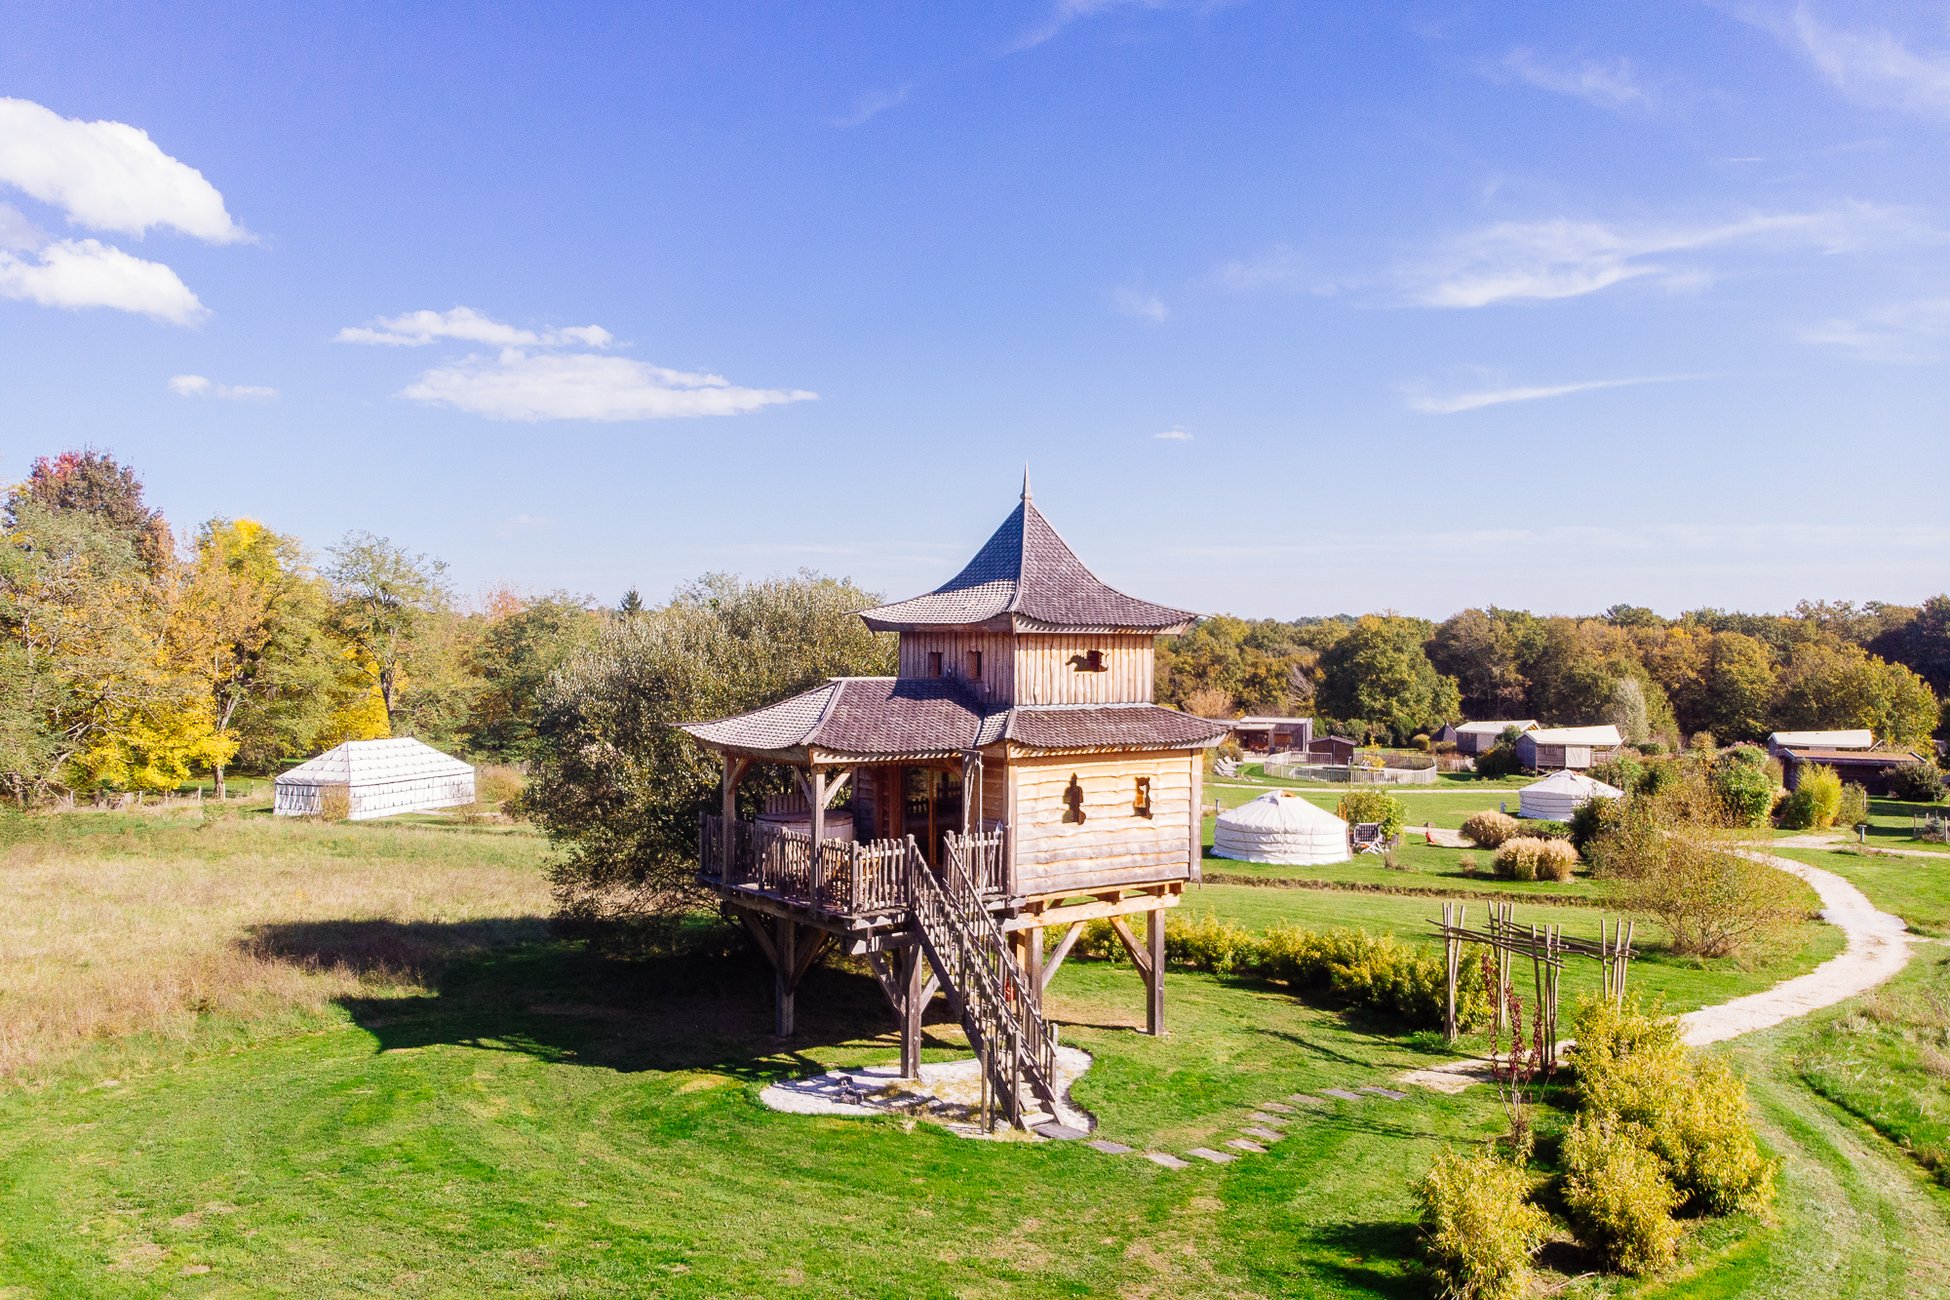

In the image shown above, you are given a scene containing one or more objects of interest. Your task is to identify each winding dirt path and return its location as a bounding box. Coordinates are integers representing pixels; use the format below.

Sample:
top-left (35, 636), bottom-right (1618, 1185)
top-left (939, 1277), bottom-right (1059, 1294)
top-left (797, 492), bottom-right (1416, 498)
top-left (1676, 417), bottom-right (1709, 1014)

top-left (1401, 848), bottom-right (1916, 1090)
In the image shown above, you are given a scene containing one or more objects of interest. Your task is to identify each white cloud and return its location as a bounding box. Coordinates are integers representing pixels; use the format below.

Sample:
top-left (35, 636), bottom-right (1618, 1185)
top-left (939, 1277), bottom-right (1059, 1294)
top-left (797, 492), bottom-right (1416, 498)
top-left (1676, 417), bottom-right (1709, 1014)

top-left (1803, 297), bottom-right (1950, 363)
top-left (829, 84), bottom-right (914, 128)
top-left (169, 373), bottom-right (276, 400)
top-left (0, 202), bottom-right (42, 250)
top-left (0, 237), bottom-right (204, 323)
top-left (336, 306), bottom-right (613, 349)
top-left (1497, 48), bottom-right (1652, 112)
top-left (1404, 373), bottom-right (1694, 415)
top-left (1403, 205), bottom-right (1918, 308)
top-left (0, 97), bottom-right (246, 242)
top-left (1782, 8), bottom-right (1950, 120)
top-left (1113, 287), bottom-right (1168, 321)
top-left (1153, 427), bottom-right (1193, 441)
top-left (1008, 0), bottom-right (1233, 53)
top-left (400, 349), bottom-right (817, 422)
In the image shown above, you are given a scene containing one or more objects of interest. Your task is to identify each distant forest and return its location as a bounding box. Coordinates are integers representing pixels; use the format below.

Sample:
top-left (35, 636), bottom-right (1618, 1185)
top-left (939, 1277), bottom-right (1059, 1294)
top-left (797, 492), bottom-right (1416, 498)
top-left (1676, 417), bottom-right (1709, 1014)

top-left (1155, 605), bottom-right (1947, 750)
top-left (4, 446), bottom-right (1943, 804)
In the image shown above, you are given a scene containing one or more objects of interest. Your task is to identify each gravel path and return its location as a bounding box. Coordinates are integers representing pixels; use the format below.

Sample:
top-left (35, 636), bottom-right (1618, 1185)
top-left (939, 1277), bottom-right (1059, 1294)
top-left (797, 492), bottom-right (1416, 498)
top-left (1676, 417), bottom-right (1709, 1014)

top-left (1400, 847), bottom-right (1916, 1090)
top-left (1677, 848), bottom-right (1915, 1046)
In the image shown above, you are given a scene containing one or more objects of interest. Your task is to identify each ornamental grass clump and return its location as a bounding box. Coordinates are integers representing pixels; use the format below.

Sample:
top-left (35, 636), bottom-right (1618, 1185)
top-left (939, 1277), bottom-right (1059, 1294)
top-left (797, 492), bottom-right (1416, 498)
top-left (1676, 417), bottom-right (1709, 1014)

top-left (1493, 836), bottom-right (1578, 883)
top-left (1562, 1113), bottom-right (1683, 1275)
top-left (1413, 1146), bottom-right (1549, 1300)
top-left (1461, 810), bottom-right (1522, 848)
top-left (1777, 763), bottom-right (1844, 830)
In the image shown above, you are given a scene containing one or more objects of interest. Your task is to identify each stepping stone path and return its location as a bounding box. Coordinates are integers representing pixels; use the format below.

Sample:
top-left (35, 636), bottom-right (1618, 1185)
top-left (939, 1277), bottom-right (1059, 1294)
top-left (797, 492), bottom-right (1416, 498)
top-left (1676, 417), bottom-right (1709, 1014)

top-left (1086, 1082), bottom-right (1415, 1171)
top-left (1035, 1122), bottom-right (1092, 1140)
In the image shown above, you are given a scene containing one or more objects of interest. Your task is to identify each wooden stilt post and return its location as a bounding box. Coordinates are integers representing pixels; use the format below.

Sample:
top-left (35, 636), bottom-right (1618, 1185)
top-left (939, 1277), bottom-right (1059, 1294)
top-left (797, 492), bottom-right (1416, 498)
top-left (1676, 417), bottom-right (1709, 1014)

top-left (900, 944), bottom-right (923, 1078)
top-left (1025, 924), bottom-right (1045, 1012)
top-left (1441, 902), bottom-right (1457, 1043)
top-left (1146, 907), bottom-right (1166, 1036)
top-left (775, 918), bottom-right (797, 1038)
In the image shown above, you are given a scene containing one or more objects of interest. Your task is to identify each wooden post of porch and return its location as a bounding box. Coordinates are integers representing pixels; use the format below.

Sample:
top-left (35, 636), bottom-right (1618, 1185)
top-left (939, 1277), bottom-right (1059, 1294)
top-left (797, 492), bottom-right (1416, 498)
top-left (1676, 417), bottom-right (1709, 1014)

top-left (1024, 925), bottom-right (1045, 1012)
top-left (900, 944), bottom-right (923, 1078)
top-left (721, 756), bottom-right (748, 877)
top-left (808, 768), bottom-right (826, 906)
top-left (775, 918), bottom-right (797, 1038)
top-left (1145, 907), bottom-right (1166, 1036)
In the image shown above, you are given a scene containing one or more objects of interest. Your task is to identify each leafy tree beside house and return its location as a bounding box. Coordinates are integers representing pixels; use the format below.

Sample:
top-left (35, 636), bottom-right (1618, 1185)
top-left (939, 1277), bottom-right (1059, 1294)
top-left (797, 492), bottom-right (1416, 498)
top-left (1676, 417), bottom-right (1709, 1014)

top-left (1316, 614), bottom-right (1460, 746)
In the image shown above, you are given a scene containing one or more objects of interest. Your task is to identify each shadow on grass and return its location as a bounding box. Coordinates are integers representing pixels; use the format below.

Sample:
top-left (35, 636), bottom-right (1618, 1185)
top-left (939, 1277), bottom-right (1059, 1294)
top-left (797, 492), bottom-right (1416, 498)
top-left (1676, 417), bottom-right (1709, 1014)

top-left (1302, 1220), bottom-right (1426, 1300)
top-left (242, 917), bottom-right (944, 1085)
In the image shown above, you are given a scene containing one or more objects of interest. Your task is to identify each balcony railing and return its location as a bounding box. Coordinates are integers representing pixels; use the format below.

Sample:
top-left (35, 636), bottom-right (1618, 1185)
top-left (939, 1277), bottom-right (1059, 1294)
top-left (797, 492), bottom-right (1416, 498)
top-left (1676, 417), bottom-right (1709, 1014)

top-left (699, 815), bottom-right (1009, 916)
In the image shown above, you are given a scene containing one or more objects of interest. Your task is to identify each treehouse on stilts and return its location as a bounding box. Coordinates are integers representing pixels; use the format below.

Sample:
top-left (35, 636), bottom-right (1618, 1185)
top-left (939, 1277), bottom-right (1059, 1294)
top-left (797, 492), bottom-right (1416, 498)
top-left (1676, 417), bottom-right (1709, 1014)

top-left (679, 477), bottom-right (1226, 1130)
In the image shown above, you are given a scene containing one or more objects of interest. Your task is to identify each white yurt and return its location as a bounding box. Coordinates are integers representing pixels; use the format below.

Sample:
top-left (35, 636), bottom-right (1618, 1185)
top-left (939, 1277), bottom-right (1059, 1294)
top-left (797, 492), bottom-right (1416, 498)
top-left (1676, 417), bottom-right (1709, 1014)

top-left (1517, 769), bottom-right (1622, 821)
top-left (273, 738), bottom-right (477, 820)
top-left (1212, 791), bottom-right (1351, 865)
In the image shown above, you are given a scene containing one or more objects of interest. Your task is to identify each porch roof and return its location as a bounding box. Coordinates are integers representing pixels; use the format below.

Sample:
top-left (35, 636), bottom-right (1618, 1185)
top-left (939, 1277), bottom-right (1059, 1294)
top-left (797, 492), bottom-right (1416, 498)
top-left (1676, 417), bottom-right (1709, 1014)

top-left (677, 678), bottom-right (1228, 763)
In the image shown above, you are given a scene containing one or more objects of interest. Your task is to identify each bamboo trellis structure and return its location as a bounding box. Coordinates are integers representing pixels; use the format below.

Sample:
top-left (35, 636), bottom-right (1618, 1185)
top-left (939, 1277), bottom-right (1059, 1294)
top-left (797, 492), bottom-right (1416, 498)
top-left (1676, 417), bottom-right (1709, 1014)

top-left (1432, 904), bottom-right (1637, 1058)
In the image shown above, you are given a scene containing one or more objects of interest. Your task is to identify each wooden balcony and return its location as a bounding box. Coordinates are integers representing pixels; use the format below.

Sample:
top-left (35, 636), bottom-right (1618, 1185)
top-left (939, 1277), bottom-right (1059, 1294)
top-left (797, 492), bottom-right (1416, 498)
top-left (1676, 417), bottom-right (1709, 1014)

top-left (698, 814), bottom-right (1008, 923)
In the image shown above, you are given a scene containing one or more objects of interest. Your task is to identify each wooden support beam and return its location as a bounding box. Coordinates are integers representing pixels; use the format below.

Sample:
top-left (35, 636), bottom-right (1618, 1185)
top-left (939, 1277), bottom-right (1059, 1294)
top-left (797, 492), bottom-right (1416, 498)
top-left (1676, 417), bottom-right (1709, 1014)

top-left (1040, 920), bottom-right (1085, 994)
top-left (1106, 915), bottom-right (1154, 981)
top-left (775, 918), bottom-right (797, 1038)
top-left (900, 945), bottom-right (924, 1079)
top-left (790, 929), bottom-right (829, 987)
top-left (739, 908), bottom-right (779, 968)
top-left (1024, 925), bottom-right (1045, 1010)
top-left (1145, 906), bottom-right (1166, 1036)
top-left (998, 889), bottom-right (1177, 932)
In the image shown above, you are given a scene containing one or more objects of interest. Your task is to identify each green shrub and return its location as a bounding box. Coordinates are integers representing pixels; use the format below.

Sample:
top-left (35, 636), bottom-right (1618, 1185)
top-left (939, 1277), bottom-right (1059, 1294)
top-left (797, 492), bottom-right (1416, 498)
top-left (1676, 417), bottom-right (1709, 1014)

top-left (1525, 819), bottom-right (1573, 841)
top-left (1257, 924), bottom-right (1488, 1028)
top-left (1461, 810), bottom-right (1522, 848)
top-left (1413, 1146), bottom-right (1549, 1300)
top-left (1569, 797), bottom-right (1613, 851)
top-left (1163, 911), bottom-right (1259, 974)
top-left (1711, 748), bottom-right (1777, 827)
top-left (1562, 1113), bottom-right (1682, 1275)
top-left (1778, 764), bottom-right (1844, 830)
top-left (1837, 782), bottom-right (1871, 829)
top-left (1636, 740), bottom-right (1667, 756)
top-left (1494, 836), bottom-right (1578, 883)
top-left (1637, 761), bottom-right (1680, 796)
top-left (1571, 997), bottom-right (1777, 1217)
top-left (1884, 762), bottom-right (1948, 804)
top-left (1592, 753), bottom-right (1645, 794)
top-left (475, 762), bottom-right (528, 808)
top-left (1336, 789), bottom-right (1406, 840)
top-left (1475, 742), bottom-right (1521, 779)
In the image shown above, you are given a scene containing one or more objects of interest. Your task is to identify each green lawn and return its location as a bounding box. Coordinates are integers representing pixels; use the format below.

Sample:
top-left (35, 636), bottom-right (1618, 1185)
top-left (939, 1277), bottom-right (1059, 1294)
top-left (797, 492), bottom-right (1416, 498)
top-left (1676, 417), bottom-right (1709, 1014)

top-left (0, 808), bottom-right (1928, 1298)
top-left (1773, 844), bottom-right (1950, 937)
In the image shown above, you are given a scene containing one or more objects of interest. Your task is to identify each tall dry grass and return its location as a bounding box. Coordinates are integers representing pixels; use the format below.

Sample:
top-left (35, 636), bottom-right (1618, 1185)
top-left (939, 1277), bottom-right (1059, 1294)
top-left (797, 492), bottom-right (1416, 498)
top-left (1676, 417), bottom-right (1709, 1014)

top-left (0, 809), bottom-right (553, 1080)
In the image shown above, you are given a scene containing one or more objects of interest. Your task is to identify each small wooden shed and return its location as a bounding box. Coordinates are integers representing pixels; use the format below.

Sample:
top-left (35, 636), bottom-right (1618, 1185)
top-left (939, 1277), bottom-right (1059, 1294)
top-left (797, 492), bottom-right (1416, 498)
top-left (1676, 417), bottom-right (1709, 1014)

top-left (1453, 720), bottom-right (1539, 757)
top-left (1515, 725), bottom-right (1622, 772)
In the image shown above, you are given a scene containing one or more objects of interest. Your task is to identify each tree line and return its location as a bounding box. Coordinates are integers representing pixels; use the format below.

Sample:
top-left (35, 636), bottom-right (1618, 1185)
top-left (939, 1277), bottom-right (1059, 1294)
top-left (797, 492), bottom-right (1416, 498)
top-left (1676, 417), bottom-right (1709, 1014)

top-left (1159, 606), bottom-right (1946, 750)
top-left (0, 449), bottom-right (602, 802)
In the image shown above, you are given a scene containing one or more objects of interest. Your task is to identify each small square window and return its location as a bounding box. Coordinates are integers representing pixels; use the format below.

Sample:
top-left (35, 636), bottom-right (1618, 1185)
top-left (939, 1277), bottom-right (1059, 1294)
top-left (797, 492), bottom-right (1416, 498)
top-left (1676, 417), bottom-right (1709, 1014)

top-left (927, 651), bottom-right (942, 677)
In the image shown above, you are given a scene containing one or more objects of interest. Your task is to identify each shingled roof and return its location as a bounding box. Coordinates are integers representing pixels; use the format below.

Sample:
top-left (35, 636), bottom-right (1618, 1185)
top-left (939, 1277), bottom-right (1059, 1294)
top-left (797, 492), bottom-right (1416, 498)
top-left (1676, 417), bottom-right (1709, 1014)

top-left (678, 679), bottom-right (1226, 762)
top-left (857, 481), bottom-right (1197, 634)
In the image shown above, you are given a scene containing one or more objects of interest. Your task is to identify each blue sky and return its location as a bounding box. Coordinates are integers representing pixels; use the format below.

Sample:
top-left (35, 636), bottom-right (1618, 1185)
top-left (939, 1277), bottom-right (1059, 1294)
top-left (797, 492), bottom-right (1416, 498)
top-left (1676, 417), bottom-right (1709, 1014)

top-left (3, 1), bottom-right (1948, 618)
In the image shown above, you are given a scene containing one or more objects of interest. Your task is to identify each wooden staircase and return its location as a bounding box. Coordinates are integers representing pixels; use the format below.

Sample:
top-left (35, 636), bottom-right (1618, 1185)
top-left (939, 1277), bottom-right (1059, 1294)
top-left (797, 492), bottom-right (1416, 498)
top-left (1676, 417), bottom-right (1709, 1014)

top-left (904, 831), bottom-right (1062, 1130)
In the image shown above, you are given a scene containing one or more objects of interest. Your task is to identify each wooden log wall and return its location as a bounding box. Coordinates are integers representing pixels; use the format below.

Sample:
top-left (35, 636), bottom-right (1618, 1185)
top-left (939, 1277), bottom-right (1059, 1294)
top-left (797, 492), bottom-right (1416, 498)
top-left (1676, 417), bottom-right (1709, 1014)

top-left (1008, 750), bottom-right (1198, 895)
top-left (1011, 633), bottom-right (1155, 705)
top-left (897, 629), bottom-right (1016, 702)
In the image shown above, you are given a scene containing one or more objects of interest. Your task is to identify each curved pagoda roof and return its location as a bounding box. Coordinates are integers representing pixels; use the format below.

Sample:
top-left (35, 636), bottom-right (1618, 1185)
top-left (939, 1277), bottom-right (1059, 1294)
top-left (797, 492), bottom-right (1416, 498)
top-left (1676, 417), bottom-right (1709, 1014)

top-left (857, 480), bottom-right (1197, 635)
top-left (678, 677), bottom-right (1227, 764)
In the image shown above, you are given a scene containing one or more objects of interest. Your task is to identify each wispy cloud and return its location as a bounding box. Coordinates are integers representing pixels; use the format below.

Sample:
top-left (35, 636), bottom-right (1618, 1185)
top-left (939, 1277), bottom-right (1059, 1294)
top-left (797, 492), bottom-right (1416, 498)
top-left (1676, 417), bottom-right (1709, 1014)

top-left (1402, 205), bottom-right (1920, 308)
top-left (1779, 7), bottom-right (1950, 120)
top-left (1153, 427), bottom-right (1193, 441)
top-left (1210, 245), bottom-right (1309, 291)
top-left (1495, 48), bottom-right (1653, 112)
top-left (1404, 373), bottom-right (1695, 415)
top-left (337, 306), bottom-right (612, 348)
top-left (169, 373), bottom-right (277, 401)
top-left (1803, 297), bottom-right (1950, 363)
top-left (1113, 287), bottom-right (1168, 321)
top-left (1007, 0), bottom-right (1232, 54)
top-left (343, 306), bottom-right (814, 422)
top-left (828, 84), bottom-right (913, 129)
top-left (0, 98), bottom-right (247, 324)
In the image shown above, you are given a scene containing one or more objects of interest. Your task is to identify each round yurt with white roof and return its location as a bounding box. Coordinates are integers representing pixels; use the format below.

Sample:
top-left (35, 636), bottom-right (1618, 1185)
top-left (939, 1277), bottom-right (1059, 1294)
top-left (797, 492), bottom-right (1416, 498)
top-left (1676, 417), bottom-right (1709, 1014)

top-left (1517, 769), bottom-right (1622, 821)
top-left (274, 738), bottom-right (476, 820)
top-left (1212, 791), bottom-right (1351, 865)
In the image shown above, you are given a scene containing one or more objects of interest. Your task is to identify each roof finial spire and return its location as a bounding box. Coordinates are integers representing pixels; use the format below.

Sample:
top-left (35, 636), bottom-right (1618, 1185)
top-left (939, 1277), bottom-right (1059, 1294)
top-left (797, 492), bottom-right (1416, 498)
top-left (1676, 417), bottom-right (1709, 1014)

top-left (1021, 464), bottom-right (1032, 503)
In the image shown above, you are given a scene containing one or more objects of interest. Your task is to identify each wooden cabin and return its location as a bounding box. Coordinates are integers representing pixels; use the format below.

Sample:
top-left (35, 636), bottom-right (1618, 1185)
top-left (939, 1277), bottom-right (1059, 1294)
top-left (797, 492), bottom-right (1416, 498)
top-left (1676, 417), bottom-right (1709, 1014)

top-left (1515, 725), bottom-right (1623, 772)
top-left (1232, 716), bottom-right (1313, 754)
top-left (677, 480), bottom-right (1226, 1129)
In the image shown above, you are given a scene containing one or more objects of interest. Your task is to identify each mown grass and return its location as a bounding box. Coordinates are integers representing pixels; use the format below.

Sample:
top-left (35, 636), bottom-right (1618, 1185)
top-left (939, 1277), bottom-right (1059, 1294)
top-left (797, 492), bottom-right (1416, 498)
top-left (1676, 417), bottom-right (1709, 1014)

top-left (1773, 845), bottom-right (1950, 938)
top-left (0, 807), bottom-right (1926, 1298)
